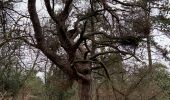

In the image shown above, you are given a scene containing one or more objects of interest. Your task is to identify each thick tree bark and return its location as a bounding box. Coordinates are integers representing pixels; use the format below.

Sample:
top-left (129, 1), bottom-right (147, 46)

top-left (96, 88), bottom-right (99, 100)
top-left (79, 78), bottom-right (92, 100)
top-left (75, 63), bottom-right (92, 100)
top-left (124, 96), bottom-right (129, 100)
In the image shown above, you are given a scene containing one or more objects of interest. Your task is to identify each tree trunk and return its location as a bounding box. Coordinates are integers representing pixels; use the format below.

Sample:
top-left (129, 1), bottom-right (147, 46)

top-left (124, 96), bottom-right (129, 100)
top-left (79, 79), bottom-right (92, 100)
top-left (96, 88), bottom-right (99, 100)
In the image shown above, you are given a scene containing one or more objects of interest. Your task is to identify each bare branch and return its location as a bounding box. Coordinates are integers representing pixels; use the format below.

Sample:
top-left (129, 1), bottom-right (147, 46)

top-left (44, 0), bottom-right (57, 22)
top-left (28, 0), bottom-right (44, 48)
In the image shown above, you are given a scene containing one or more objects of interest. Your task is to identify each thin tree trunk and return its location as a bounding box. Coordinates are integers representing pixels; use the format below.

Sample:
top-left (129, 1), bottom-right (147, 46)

top-left (147, 35), bottom-right (152, 69)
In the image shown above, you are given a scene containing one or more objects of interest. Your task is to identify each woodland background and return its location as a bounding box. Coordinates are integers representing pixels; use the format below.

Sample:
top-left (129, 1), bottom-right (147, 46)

top-left (1, 0), bottom-right (170, 100)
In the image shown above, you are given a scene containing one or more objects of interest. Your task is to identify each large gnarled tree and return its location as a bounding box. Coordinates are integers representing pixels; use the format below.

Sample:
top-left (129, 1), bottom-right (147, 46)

top-left (27, 0), bottom-right (155, 100)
